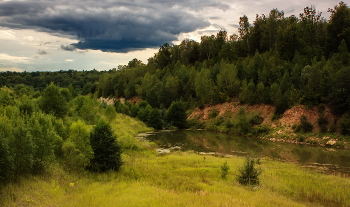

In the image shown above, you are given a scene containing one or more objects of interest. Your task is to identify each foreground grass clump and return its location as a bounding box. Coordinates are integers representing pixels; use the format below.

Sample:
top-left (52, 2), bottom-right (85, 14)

top-left (1, 150), bottom-right (349, 207)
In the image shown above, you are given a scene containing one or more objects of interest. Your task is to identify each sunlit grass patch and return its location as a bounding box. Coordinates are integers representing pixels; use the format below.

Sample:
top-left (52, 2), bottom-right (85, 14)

top-left (1, 147), bottom-right (350, 207)
top-left (108, 113), bottom-right (152, 150)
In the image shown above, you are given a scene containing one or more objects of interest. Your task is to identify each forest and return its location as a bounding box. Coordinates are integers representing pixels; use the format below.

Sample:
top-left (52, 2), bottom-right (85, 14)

top-left (1, 1), bottom-right (350, 185)
top-left (2, 3), bottom-right (350, 116)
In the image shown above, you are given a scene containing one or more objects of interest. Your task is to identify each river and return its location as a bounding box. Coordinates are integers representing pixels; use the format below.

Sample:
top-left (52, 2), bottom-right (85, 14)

top-left (146, 130), bottom-right (350, 175)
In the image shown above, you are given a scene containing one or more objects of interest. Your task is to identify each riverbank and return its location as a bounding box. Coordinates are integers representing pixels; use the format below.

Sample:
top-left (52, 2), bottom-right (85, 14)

top-left (1, 149), bottom-right (349, 207)
top-left (147, 130), bottom-right (350, 176)
top-left (188, 102), bottom-right (350, 149)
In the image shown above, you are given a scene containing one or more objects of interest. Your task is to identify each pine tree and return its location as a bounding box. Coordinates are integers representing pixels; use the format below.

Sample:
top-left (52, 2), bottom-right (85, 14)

top-left (89, 120), bottom-right (123, 172)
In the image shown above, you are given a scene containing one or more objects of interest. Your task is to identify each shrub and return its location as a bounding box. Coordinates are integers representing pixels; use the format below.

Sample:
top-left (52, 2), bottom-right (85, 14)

top-left (220, 161), bottom-right (230, 179)
top-left (130, 104), bottom-right (140, 117)
top-left (329, 120), bottom-right (337, 133)
top-left (236, 108), bottom-right (251, 135)
top-left (237, 157), bottom-right (261, 186)
top-left (298, 135), bottom-right (305, 142)
top-left (209, 109), bottom-right (219, 119)
top-left (249, 115), bottom-right (264, 125)
top-left (214, 116), bottom-right (225, 126)
top-left (225, 120), bottom-right (234, 129)
top-left (338, 113), bottom-right (350, 135)
top-left (252, 125), bottom-right (270, 135)
top-left (187, 119), bottom-right (205, 129)
top-left (105, 105), bottom-right (117, 121)
top-left (317, 110), bottom-right (328, 133)
top-left (295, 115), bottom-right (313, 133)
top-left (62, 141), bottom-right (89, 172)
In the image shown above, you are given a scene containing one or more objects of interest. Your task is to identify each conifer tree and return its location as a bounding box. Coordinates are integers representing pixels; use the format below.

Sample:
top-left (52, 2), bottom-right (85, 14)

top-left (89, 120), bottom-right (123, 172)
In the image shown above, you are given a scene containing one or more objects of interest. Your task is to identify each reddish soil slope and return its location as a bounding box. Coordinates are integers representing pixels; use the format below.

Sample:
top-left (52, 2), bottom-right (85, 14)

top-left (188, 102), bottom-right (337, 131)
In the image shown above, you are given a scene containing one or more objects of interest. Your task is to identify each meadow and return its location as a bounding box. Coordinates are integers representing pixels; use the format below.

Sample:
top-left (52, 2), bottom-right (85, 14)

top-left (1, 109), bottom-right (349, 207)
top-left (1, 143), bottom-right (349, 207)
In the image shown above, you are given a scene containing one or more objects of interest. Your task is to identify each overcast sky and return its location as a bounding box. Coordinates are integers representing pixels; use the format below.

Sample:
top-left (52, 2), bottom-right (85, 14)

top-left (0, 0), bottom-right (343, 72)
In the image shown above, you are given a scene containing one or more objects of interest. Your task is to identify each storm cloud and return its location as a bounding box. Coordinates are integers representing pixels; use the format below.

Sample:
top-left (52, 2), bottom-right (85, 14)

top-left (0, 0), bottom-right (220, 52)
top-left (60, 45), bottom-right (76, 52)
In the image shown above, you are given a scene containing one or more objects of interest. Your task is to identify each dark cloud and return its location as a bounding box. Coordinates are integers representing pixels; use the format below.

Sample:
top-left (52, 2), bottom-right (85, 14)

top-left (0, 0), bottom-right (217, 52)
top-left (37, 49), bottom-right (49, 55)
top-left (60, 45), bottom-right (76, 51)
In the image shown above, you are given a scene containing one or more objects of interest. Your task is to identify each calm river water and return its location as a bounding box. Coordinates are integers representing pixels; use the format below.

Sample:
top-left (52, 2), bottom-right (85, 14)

top-left (146, 130), bottom-right (350, 173)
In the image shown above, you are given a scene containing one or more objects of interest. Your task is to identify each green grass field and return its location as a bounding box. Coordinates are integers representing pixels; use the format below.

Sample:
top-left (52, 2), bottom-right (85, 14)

top-left (1, 114), bottom-right (349, 207)
top-left (1, 149), bottom-right (349, 207)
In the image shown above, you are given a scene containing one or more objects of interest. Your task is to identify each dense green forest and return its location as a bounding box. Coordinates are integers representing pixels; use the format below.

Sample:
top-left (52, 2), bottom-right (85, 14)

top-left (1, 2), bottom-right (350, 185)
top-left (2, 2), bottom-right (350, 116)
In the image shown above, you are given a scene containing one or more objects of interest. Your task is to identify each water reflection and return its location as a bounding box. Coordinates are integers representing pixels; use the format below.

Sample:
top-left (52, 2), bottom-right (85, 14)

top-left (147, 130), bottom-right (350, 168)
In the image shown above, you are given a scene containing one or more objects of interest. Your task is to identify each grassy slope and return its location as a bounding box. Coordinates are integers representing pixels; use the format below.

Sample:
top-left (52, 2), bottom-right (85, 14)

top-left (1, 114), bottom-right (350, 207)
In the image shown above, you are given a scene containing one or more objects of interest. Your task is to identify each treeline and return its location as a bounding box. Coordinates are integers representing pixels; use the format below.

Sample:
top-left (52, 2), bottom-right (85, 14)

top-left (1, 3), bottom-right (350, 117)
top-left (95, 3), bottom-right (350, 117)
top-left (0, 69), bottom-right (102, 92)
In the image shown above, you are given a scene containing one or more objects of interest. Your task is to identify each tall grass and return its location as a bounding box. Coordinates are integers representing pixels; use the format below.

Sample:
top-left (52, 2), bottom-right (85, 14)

top-left (2, 150), bottom-right (349, 207)
top-left (109, 113), bottom-right (152, 150)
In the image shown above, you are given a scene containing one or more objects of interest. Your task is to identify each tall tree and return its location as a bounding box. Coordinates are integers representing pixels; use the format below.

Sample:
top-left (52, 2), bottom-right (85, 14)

top-left (167, 101), bottom-right (187, 129)
top-left (28, 112), bottom-right (61, 173)
top-left (327, 2), bottom-right (350, 55)
top-left (276, 16), bottom-right (299, 60)
top-left (238, 15), bottom-right (250, 54)
top-left (217, 62), bottom-right (240, 98)
top-left (147, 108), bottom-right (163, 130)
top-left (155, 43), bottom-right (172, 69)
top-left (9, 117), bottom-right (35, 179)
top-left (39, 83), bottom-right (68, 118)
top-left (195, 69), bottom-right (215, 104)
top-left (299, 6), bottom-right (326, 58)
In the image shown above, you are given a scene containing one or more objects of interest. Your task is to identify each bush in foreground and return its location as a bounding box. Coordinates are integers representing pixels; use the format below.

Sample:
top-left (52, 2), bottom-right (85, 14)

top-left (237, 157), bottom-right (261, 186)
